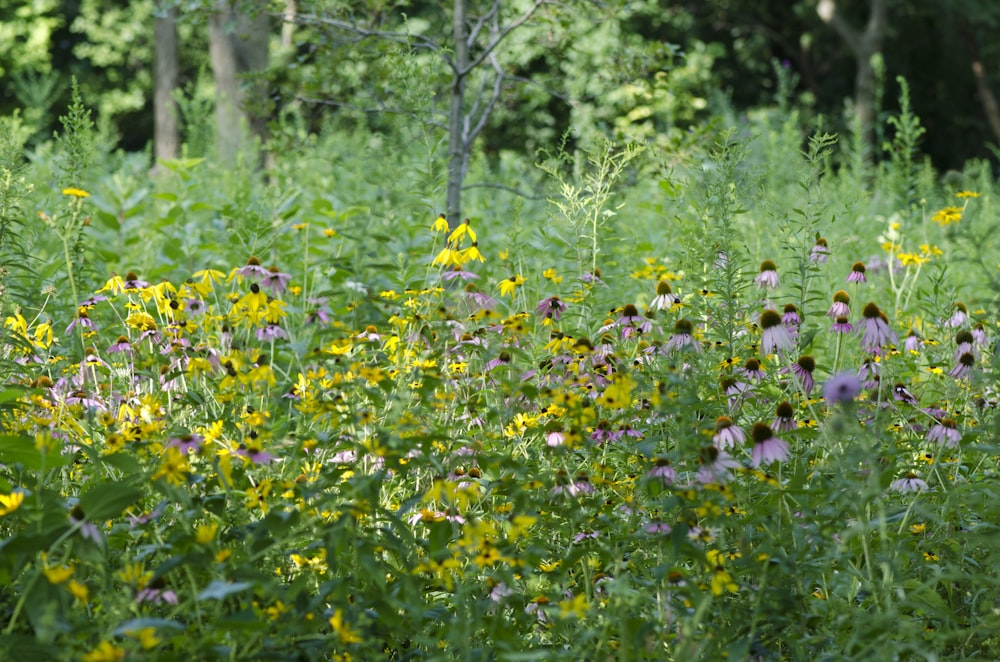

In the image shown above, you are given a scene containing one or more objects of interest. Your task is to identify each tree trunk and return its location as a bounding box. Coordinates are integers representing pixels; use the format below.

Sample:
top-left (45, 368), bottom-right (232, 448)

top-left (959, 21), bottom-right (1000, 145)
top-left (446, 0), bottom-right (469, 227)
top-left (153, 2), bottom-right (180, 165)
top-left (817, 0), bottom-right (887, 158)
top-left (209, 0), bottom-right (270, 163)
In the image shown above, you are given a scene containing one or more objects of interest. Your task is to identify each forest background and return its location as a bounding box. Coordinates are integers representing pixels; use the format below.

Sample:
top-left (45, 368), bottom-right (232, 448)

top-left (4, 0), bottom-right (1000, 180)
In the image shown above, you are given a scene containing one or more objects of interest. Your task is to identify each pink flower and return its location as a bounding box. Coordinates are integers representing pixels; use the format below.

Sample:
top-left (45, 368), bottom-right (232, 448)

top-left (755, 260), bottom-right (780, 290)
top-left (847, 262), bottom-right (867, 283)
top-left (949, 352), bottom-right (977, 380)
top-left (772, 402), bottom-right (797, 433)
top-left (788, 355), bottom-right (816, 396)
top-left (646, 458), bottom-right (676, 485)
top-left (890, 473), bottom-right (929, 493)
top-left (749, 423), bottom-right (789, 467)
top-left (811, 238), bottom-right (830, 263)
top-left (827, 290), bottom-right (851, 318)
top-left (759, 309), bottom-right (794, 355)
top-left (696, 446), bottom-right (739, 484)
top-left (823, 372), bottom-right (862, 405)
top-left (665, 319), bottom-right (700, 354)
top-left (857, 302), bottom-right (897, 352)
top-left (926, 418), bottom-right (961, 447)
top-left (713, 416), bottom-right (745, 450)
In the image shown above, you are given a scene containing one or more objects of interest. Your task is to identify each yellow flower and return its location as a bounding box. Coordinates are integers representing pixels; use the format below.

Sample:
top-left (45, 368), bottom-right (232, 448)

top-left (43, 561), bottom-right (74, 585)
top-left (497, 275), bottom-right (526, 297)
top-left (955, 190), bottom-right (980, 198)
top-left (931, 206), bottom-right (962, 226)
top-left (126, 627), bottom-right (161, 650)
top-left (460, 243), bottom-right (485, 263)
top-left (62, 187), bottom-right (90, 198)
top-left (897, 252), bottom-right (928, 267)
top-left (431, 213), bottom-right (450, 233)
top-left (68, 579), bottom-right (89, 603)
top-left (195, 522), bottom-right (219, 545)
top-left (324, 228), bottom-right (336, 237)
top-left (82, 641), bottom-right (125, 662)
top-left (542, 267), bottom-right (562, 284)
top-left (152, 446), bottom-right (190, 485)
top-left (329, 608), bottom-right (364, 644)
top-left (0, 491), bottom-right (24, 516)
top-left (559, 593), bottom-right (589, 618)
top-left (909, 523), bottom-right (926, 535)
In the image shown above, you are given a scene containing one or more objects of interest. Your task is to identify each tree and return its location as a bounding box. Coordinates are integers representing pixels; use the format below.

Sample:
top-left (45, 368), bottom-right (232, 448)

top-left (815, 0), bottom-right (888, 158)
top-left (294, 0), bottom-right (549, 225)
top-left (208, 0), bottom-right (271, 163)
top-left (154, 1), bottom-right (180, 163)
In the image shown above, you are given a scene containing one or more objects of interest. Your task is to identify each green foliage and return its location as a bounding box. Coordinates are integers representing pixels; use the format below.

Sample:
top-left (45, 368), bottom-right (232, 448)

top-left (2, 36), bottom-right (1000, 660)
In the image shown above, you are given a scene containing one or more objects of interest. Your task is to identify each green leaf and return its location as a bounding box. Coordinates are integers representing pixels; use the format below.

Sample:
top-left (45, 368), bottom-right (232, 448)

top-left (78, 482), bottom-right (142, 520)
top-left (198, 580), bottom-right (253, 601)
top-left (0, 434), bottom-right (70, 470)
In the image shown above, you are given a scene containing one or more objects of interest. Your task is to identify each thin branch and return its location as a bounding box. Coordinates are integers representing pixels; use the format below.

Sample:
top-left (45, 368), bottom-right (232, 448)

top-left (462, 0), bottom-right (546, 76)
top-left (467, 0), bottom-right (500, 47)
top-left (294, 13), bottom-right (442, 55)
top-left (294, 95), bottom-right (446, 129)
top-left (467, 53), bottom-right (505, 145)
top-left (463, 181), bottom-right (547, 200)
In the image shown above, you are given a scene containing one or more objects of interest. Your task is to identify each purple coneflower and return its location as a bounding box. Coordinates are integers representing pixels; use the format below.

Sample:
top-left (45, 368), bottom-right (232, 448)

top-left (782, 303), bottom-right (802, 326)
top-left (926, 418), bottom-right (961, 447)
top-left (953, 329), bottom-right (978, 362)
top-left (890, 472), bottom-right (929, 493)
top-left (107, 335), bottom-right (132, 354)
top-left (749, 423), bottom-right (790, 468)
top-left (759, 309), bottom-right (794, 355)
top-left (831, 316), bottom-right (854, 334)
top-left (235, 256), bottom-right (269, 280)
top-left (857, 358), bottom-right (880, 390)
top-left (169, 433), bottom-right (205, 454)
top-left (905, 329), bottom-right (923, 353)
top-left (948, 352), bottom-right (976, 380)
top-left (650, 280), bottom-right (679, 311)
top-left (256, 324), bottom-right (288, 341)
top-left (823, 372), bottom-right (862, 405)
top-left (811, 237), bottom-right (830, 263)
top-left (617, 303), bottom-right (651, 339)
top-left (536, 296), bottom-right (565, 322)
top-left (739, 358), bottom-right (766, 383)
top-left (973, 323), bottom-right (988, 346)
top-left (646, 458), bottom-right (676, 485)
top-left (665, 319), bottom-right (700, 354)
top-left (260, 266), bottom-right (292, 295)
top-left (122, 271), bottom-right (150, 290)
top-left (696, 445), bottom-right (740, 484)
top-left (789, 355), bottom-right (816, 396)
top-left (441, 265), bottom-right (479, 281)
top-left (857, 302), bottom-right (897, 352)
top-left (713, 416), bottom-right (746, 450)
top-left (947, 302), bottom-right (968, 328)
top-left (847, 262), bottom-right (867, 283)
top-left (755, 260), bottom-right (780, 290)
top-left (827, 290), bottom-right (851, 318)
top-left (772, 401), bottom-right (797, 433)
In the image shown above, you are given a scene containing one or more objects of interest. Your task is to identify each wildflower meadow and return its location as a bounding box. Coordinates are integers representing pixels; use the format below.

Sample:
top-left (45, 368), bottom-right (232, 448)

top-left (2, 84), bottom-right (1000, 661)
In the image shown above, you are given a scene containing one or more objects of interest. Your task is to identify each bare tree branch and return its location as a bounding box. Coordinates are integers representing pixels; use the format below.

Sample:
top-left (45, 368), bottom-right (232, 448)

top-left (463, 181), bottom-right (547, 200)
top-left (462, 0), bottom-right (546, 76)
top-left (294, 13), bottom-right (443, 54)
top-left (467, 53), bottom-right (505, 145)
top-left (467, 0), bottom-right (500, 47)
top-left (294, 94), bottom-right (446, 129)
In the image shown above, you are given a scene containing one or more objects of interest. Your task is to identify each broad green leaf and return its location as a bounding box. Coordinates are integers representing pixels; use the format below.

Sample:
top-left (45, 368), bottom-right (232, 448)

top-left (78, 482), bottom-right (142, 520)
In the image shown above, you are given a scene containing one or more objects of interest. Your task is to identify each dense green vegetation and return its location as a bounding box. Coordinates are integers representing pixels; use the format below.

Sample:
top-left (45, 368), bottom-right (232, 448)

top-left (2, 2), bottom-right (1000, 660)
